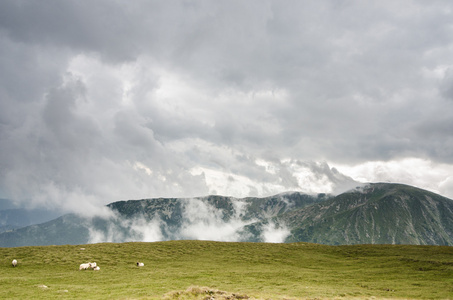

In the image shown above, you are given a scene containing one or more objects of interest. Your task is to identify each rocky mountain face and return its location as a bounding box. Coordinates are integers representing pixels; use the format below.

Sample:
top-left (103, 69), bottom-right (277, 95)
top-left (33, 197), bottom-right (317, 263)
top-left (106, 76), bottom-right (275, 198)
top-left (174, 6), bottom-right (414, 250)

top-left (0, 183), bottom-right (452, 247)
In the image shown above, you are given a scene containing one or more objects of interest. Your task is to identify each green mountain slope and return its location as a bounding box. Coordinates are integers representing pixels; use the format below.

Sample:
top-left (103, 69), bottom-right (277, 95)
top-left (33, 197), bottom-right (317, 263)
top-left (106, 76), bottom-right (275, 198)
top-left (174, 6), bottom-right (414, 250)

top-left (0, 192), bottom-right (325, 247)
top-left (282, 183), bottom-right (453, 245)
top-left (0, 207), bottom-right (62, 233)
top-left (0, 214), bottom-right (89, 247)
top-left (107, 192), bottom-right (327, 222)
top-left (0, 183), bottom-right (452, 247)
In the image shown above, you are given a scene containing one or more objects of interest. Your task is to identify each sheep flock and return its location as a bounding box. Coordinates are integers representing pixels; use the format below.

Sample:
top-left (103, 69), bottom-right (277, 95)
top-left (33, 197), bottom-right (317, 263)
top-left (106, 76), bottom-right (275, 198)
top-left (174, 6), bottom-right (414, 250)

top-left (79, 262), bottom-right (100, 271)
top-left (10, 257), bottom-right (143, 271)
top-left (78, 261), bottom-right (145, 270)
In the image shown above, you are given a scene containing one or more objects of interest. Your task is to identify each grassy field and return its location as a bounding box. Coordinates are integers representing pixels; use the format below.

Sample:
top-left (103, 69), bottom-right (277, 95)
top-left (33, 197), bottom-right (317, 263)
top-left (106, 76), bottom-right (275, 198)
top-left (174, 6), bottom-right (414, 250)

top-left (1, 240), bottom-right (452, 299)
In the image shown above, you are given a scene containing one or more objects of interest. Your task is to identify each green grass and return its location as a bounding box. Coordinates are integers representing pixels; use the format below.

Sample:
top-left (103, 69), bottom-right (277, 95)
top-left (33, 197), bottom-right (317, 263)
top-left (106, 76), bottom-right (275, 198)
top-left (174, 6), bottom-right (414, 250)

top-left (1, 241), bottom-right (452, 299)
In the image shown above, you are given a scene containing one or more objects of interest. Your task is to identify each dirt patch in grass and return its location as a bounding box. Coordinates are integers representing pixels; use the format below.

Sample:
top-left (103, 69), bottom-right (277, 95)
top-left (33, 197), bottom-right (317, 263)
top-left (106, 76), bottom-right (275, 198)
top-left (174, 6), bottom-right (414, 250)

top-left (164, 286), bottom-right (252, 300)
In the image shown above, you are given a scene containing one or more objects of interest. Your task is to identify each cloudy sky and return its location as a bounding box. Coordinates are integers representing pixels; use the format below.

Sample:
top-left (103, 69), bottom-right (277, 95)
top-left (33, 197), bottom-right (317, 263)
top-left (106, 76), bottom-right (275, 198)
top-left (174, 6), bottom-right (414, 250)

top-left (1, 0), bottom-right (453, 213)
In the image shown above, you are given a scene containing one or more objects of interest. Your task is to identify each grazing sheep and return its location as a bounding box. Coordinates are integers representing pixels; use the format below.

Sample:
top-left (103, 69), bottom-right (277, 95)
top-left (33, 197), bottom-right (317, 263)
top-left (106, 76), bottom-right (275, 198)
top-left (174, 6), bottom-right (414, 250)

top-left (136, 262), bottom-right (144, 267)
top-left (89, 262), bottom-right (97, 268)
top-left (93, 266), bottom-right (100, 271)
top-left (79, 263), bottom-right (91, 270)
top-left (12, 259), bottom-right (17, 267)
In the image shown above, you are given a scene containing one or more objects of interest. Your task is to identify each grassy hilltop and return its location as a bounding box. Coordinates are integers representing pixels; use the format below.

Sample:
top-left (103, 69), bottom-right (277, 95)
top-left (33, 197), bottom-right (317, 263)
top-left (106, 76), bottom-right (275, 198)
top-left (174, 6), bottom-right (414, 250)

top-left (1, 241), bottom-right (453, 299)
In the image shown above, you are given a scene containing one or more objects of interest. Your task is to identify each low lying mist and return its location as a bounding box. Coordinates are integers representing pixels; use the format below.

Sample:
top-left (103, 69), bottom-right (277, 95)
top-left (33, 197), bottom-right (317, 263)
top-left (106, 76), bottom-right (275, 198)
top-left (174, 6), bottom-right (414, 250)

top-left (85, 196), bottom-right (292, 244)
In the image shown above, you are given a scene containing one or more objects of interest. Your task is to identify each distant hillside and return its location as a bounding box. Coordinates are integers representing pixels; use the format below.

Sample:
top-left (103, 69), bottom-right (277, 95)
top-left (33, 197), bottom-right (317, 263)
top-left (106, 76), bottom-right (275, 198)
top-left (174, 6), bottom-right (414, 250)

top-left (0, 214), bottom-right (89, 247)
top-left (0, 206), bottom-right (62, 233)
top-left (280, 183), bottom-right (453, 245)
top-left (107, 192), bottom-right (327, 223)
top-left (0, 183), bottom-right (452, 247)
top-left (0, 192), bottom-right (326, 247)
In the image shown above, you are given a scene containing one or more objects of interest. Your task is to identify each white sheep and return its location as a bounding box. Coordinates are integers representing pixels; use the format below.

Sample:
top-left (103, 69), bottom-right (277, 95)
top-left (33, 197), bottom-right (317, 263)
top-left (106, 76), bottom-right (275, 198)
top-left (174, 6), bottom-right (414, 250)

top-left (136, 262), bottom-right (144, 267)
top-left (93, 266), bottom-right (100, 271)
top-left (89, 262), bottom-right (97, 268)
top-left (79, 263), bottom-right (91, 270)
top-left (12, 259), bottom-right (17, 267)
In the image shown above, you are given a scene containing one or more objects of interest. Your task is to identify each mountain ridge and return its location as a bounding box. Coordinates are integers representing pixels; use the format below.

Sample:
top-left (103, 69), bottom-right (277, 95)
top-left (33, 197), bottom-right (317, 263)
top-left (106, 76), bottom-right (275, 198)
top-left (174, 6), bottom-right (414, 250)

top-left (0, 207), bottom-right (62, 233)
top-left (1, 182), bottom-right (452, 247)
top-left (280, 183), bottom-right (453, 245)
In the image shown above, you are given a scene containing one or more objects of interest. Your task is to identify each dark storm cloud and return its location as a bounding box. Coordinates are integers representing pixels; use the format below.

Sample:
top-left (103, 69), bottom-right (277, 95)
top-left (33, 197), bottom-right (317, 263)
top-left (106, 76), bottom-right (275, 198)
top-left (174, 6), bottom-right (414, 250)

top-left (1, 0), bottom-right (453, 211)
top-left (0, 0), bottom-right (143, 62)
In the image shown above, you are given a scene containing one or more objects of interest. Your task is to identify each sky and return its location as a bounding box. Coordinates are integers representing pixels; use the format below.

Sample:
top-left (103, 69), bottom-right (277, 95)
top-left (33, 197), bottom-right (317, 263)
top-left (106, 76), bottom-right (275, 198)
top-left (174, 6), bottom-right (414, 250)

top-left (1, 0), bottom-right (453, 214)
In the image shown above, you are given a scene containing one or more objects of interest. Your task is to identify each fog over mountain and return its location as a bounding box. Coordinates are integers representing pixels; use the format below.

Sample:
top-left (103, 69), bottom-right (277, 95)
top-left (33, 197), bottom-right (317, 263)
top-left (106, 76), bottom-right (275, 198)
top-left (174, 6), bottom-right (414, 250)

top-left (1, 1), bottom-right (453, 215)
top-left (1, 183), bottom-right (452, 247)
top-left (87, 197), bottom-right (291, 244)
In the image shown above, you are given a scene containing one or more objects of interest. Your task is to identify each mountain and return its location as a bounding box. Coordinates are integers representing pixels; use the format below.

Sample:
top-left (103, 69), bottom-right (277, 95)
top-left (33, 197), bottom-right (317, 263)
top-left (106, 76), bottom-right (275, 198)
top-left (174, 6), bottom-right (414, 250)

top-left (0, 192), bottom-right (326, 247)
top-left (0, 214), bottom-right (89, 247)
top-left (0, 203), bottom-right (63, 233)
top-left (280, 183), bottom-right (453, 245)
top-left (107, 192), bottom-right (328, 224)
top-left (0, 183), bottom-right (452, 247)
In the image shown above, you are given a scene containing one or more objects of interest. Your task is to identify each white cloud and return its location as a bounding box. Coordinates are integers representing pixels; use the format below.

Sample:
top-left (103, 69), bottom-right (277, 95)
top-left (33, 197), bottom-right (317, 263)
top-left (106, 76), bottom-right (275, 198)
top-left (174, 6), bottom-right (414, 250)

top-left (439, 176), bottom-right (453, 199)
top-left (1, 0), bottom-right (453, 214)
top-left (261, 221), bottom-right (291, 243)
top-left (87, 211), bottom-right (165, 244)
top-left (334, 158), bottom-right (453, 198)
top-left (179, 198), bottom-right (250, 242)
top-left (85, 196), bottom-right (293, 244)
